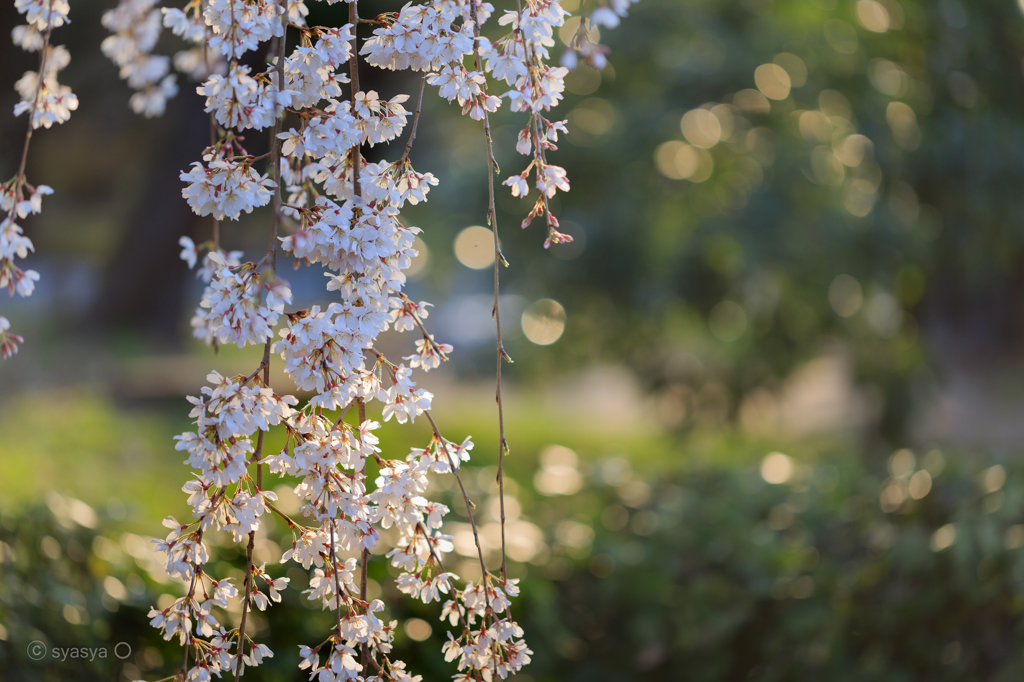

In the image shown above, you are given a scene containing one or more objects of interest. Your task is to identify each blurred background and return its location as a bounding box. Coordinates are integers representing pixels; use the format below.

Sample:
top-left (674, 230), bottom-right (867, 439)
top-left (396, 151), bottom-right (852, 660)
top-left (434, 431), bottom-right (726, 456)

top-left (4, 0), bottom-right (1024, 679)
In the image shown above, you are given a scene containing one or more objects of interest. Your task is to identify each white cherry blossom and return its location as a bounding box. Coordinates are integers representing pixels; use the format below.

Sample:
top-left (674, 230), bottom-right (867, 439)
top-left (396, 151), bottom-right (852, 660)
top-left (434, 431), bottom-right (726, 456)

top-left (75, 0), bottom-right (638, 677)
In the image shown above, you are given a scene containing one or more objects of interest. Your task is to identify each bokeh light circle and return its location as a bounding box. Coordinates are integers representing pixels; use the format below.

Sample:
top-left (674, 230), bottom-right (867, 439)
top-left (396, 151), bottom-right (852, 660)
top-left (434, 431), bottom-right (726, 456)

top-left (521, 299), bottom-right (566, 345)
top-left (454, 226), bottom-right (495, 269)
top-left (755, 63), bottom-right (792, 100)
top-left (761, 452), bottom-right (794, 484)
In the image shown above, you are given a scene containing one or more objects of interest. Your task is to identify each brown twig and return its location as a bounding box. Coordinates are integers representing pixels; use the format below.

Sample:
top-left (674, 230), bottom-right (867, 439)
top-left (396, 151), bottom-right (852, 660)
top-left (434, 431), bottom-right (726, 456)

top-left (397, 73), bottom-right (428, 166)
top-left (349, 0), bottom-right (362, 196)
top-left (357, 397), bottom-right (370, 674)
top-left (470, 0), bottom-right (511, 585)
top-left (14, 0), bottom-right (55, 187)
top-left (233, 8), bottom-right (287, 676)
top-left (264, 501), bottom-right (303, 529)
top-left (179, 529), bottom-right (204, 676)
top-left (203, 0), bottom-right (221, 252)
top-left (329, 515), bottom-right (344, 645)
top-left (423, 411), bottom-right (490, 582)
top-left (266, 7), bottom-right (289, 271)
top-left (397, 292), bottom-right (447, 359)
top-left (415, 522), bottom-right (472, 635)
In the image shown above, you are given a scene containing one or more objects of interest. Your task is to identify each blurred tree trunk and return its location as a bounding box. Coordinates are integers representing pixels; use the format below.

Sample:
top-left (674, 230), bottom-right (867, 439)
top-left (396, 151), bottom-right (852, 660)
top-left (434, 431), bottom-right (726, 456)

top-left (85, 87), bottom-right (211, 342)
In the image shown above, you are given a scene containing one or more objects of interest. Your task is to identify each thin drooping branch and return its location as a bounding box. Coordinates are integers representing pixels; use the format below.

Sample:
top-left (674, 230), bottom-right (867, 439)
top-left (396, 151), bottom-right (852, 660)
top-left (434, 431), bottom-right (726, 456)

top-left (469, 0), bottom-right (511, 583)
top-left (415, 522), bottom-right (472, 634)
top-left (329, 514), bottom-right (344, 639)
top-left (179, 529), bottom-right (204, 676)
top-left (357, 397), bottom-right (370, 673)
top-left (233, 472), bottom-right (258, 679)
top-left (1, 0), bottom-right (56, 351)
top-left (349, 0), bottom-right (362, 196)
top-left (15, 0), bottom-right (55, 184)
top-left (368, 347), bottom-right (492, 582)
top-left (424, 411), bottom-right (490, 582)
top-left (234, 10), bottom-right (288, 676)
top-left (345, 9), bottom-right (374, 674)
top-left (397, 292), bottom-right (447, 359)
top-left (397, 73), bottom-right (428, 165)
top-left (234, 355), bottom-right (270, 679)
top-left (267, 15), bottom-right (288, 270)
top-left (203, 0), bottom-right (221, 252)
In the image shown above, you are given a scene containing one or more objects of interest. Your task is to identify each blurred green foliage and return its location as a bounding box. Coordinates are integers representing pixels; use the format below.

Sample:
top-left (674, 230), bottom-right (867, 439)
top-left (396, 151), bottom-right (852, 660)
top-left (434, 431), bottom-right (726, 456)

top-left (403, 0), bottom-right (1024, 440)
top-left (5, 432), bottom-right (1024, 681)
top-left (0, 501), bottom-right (159, 681)
top-left (526, 447), bottom-right (1024, 682)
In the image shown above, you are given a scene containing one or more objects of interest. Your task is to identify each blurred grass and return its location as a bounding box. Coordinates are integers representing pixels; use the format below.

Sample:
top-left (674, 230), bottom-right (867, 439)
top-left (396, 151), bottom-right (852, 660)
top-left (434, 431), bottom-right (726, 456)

top-left (0, 381), bottom-right (831, 529)
top-left (0, 390), bottom-right (188, 526)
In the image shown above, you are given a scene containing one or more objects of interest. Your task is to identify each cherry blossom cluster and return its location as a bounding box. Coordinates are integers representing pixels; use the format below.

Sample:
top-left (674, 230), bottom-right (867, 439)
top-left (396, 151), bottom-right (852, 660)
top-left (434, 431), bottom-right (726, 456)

top-left (181, 153), bottom-right (276, 220)
top-left (93, 0), bottom-right (636, 675)
top-left (13, 33), bottom-right (77, 128)
top-left (191, 254), bottom-right (292, 348)
top-left (1, 0), bottom-right (77, 358)
top-left (101, 0), bottom-right (179, 117)
top-left (361, 3), bottom-right (477, 73)
top-left (488, 1), bottom-right (576, 247)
